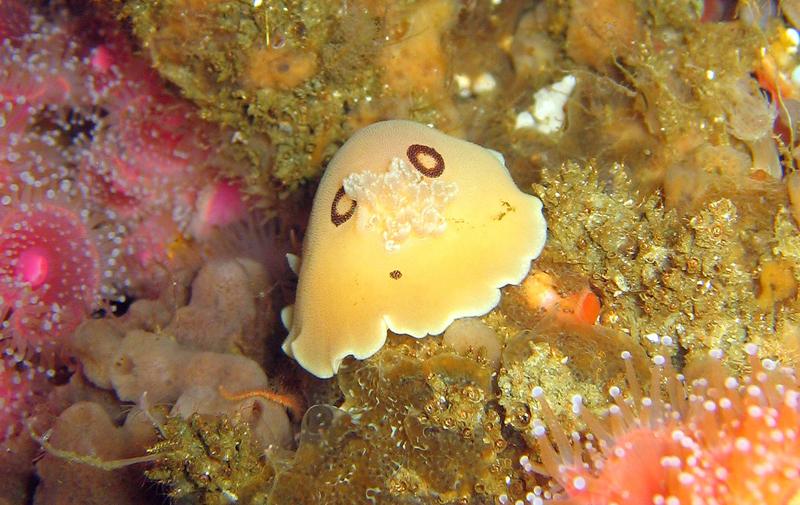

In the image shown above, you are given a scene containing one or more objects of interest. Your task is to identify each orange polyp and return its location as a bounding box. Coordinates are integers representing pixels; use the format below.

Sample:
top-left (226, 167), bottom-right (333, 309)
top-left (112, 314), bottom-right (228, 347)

top-left (558, 289), bottom-right (601, 325)
top-left (573, 289), bottom-right (601, 325)
top-left (521, 271), bottom-right (601, 325)
top-left (218, 385), bottom-right (305, 422)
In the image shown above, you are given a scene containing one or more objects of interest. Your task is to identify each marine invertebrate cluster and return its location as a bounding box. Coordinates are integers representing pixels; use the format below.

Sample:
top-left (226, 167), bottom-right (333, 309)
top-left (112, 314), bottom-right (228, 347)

top-left (80, 39), bottom-right (214, 226)
top-left (115, 0), bottom-right (379, 200)
top-left (0, 3), bottom-right (237, 368)
top-left (267, 335), bottom-right (511, 504)
top-left (141, 335), bottom-right (514, 504)
top-left (113, 0), bottom-right (471, 207)
top-left (282, 120), bottom-right (546, 377)
top-left (529, 161), bottom-right (791, 366)
top-left (496, 318), bottom-right (648, 435)
top-left (146, 413), bottom-right (274, 505)
top-left (0, 14), bottom-right (126, 366)
top-left (17, 247), bottom-right (290, 505)
top-left (7, 1), bottom-right (800, 504)
top-left (511, 345), bottom-right (800, 505)
top-left (70, 257), bottom-right (292, 450)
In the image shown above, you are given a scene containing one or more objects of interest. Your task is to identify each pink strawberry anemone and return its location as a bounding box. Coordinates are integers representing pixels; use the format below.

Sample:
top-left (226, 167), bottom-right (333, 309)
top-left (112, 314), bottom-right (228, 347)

top-left (506, 342), bottom-right (800, 505)
top-left (0, 192), bottom-right (126, 369)
top-left (80, 35), bottom-right (213, 226)
top-left (189, 179), bottom-right (248, 239)
top-left (84, 94), bottom-right (209, 220)
top-left (0, 4), bottom-right (237, 369)
top-left (0, 356), bottom-right (37, 442)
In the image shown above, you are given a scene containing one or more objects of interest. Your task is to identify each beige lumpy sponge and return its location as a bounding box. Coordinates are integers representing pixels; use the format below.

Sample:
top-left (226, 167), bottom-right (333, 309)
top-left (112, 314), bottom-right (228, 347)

top-left (282, 120), bottom-right (547, 377)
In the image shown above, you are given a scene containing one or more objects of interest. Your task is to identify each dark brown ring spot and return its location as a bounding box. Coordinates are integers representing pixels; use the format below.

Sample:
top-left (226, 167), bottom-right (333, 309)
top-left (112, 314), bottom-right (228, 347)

top-left (389, 270), bottom-right (402, 280)
top-left (407, 144), bottom-right (445, 178)
top-left (331, 186), bottom-right (356, 226)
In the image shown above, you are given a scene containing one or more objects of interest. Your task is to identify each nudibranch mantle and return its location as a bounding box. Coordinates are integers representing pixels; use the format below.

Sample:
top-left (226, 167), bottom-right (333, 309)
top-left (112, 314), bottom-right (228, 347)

top-left (282, 120), bottom-right (547, 378)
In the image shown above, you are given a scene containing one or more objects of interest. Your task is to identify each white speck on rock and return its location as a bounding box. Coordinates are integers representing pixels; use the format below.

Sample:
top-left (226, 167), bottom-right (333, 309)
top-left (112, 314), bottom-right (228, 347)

top-left (516, 75), bottom-right (577, 134)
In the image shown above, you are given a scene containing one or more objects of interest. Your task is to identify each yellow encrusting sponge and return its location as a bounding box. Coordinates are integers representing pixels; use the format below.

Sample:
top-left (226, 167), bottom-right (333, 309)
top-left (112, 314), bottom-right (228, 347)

top-left (282, 120), bottom-right (547, 377)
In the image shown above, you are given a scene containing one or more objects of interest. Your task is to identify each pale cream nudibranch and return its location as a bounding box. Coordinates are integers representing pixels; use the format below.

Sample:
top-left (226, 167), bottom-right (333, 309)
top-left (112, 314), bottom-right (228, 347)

top-left (281, 120), bottom-right (547, 378)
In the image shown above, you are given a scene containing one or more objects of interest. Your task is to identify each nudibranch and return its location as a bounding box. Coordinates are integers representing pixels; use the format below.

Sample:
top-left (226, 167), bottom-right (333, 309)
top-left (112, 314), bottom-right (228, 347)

top-left (282, 120), bottom-right (547, 378)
